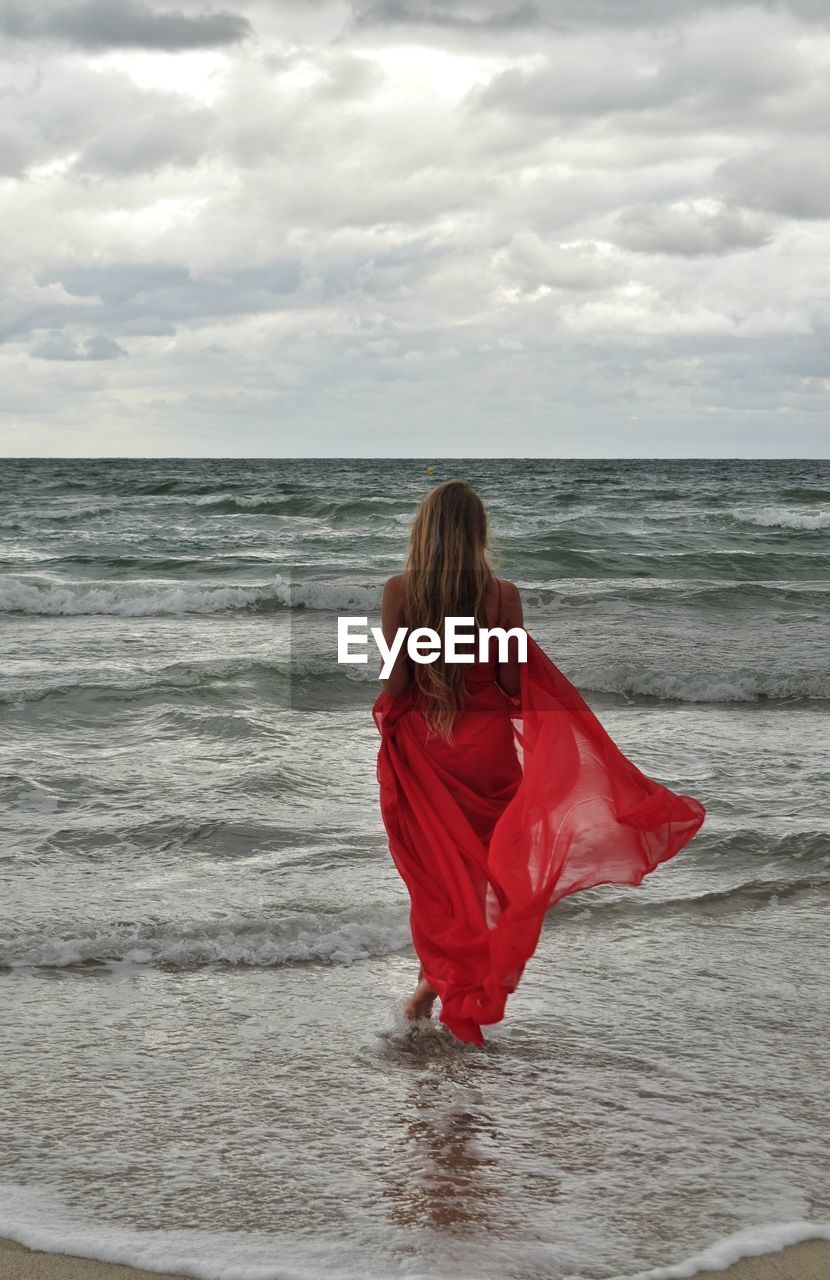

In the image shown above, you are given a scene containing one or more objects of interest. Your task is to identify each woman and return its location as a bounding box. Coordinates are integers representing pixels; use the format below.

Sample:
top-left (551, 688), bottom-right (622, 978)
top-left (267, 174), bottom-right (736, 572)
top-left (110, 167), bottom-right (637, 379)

top-left (373, 480), bottom-right (706, 1045)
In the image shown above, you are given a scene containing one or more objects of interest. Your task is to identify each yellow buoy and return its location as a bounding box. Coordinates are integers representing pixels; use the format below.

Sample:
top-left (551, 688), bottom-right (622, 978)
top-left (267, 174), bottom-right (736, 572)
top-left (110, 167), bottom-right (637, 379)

top-left (426, 465), bottom-right (435, 474)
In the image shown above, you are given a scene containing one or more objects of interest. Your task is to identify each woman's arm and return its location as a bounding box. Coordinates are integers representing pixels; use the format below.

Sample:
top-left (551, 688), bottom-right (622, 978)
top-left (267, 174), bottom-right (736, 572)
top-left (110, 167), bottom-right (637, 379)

top-left (496, 579), bottom-right (524, 698)
top-left (379, 574), bottom-right (411, 698)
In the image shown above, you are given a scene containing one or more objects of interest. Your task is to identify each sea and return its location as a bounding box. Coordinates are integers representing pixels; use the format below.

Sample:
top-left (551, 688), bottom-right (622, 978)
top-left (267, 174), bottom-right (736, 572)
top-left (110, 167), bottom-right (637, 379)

top-left (1, 457), bottom-right (829, 1280)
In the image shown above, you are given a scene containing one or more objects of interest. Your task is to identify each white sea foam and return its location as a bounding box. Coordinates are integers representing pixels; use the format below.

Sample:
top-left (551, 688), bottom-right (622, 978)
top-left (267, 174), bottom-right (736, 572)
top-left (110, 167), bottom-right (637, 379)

top-left (737, 506), bottom-right (830, 531)
top-left (0, 574), bottom-right (381, 616)
top-left (41, 503), bottom-right (116, 522)
top-left (0, 909), bottom-right (411, 970)
top-left (1, 1182), bottom-right (828, 1280)
top-left (0, 1183), bottom-right (364, 1280)
top-left (271, 574), bottom-right (381, 612)
top-left (0, 577), bottom-right (271, 616)
top-left (194, 492), bottom-right (276, 509)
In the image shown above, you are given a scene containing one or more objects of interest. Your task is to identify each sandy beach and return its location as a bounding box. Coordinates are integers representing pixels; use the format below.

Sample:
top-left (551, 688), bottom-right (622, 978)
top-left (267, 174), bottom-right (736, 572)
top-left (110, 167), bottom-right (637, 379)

top-left (0, 1237), bottom-right (187, 1280)
top-left (2, 1236), bottom-right (830, 1280)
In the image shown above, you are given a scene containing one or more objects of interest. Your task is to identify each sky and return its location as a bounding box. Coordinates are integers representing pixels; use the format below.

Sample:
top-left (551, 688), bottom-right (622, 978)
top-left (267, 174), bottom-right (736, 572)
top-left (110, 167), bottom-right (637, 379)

top-left (1, 0), bottom-right (829, 457)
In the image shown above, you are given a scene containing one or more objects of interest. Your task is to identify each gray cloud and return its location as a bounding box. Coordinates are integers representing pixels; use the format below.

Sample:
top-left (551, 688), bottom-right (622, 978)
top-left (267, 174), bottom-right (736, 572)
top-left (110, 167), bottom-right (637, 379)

top-left (30, 330), bottom-right (127, 360)
top-left (0, 258), bottom-right (305, 350)
top-left (501, 231), bottom-right (625, 289)
top-left (715, 148), bottom-right (830, 220)
top-left (0, 0), bottom-right (252, 50)
top-left (466, 19), bottom-right (806, 123)
top-left (0, 123), bottom-right (34, 178)
top-left (614, 201), bottom-right (773, 256)
top-left (350, 0), bottom-right (830, 29)
top-left (0, 63), bottom-right (216, 177)
top-left (350, 1), bottom-right (541, 30)
top-left (15, 260), bottom-right (304, 344)
top-left (38, 262), bottom-right (193, 304)
top-left (74, 107), bottom-right (213, 176)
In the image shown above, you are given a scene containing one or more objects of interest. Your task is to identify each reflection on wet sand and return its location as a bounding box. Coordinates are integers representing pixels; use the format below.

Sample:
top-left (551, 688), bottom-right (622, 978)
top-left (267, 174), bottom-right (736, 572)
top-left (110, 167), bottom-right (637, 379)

top-left (375, 1026), bottom-right (558, 1243)
top-left (383, 1067), bottom-right (501, 1230)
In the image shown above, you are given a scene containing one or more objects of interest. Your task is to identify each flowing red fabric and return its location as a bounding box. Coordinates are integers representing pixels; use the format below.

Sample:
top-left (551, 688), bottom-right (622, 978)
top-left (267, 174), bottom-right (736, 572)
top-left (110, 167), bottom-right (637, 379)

top-left (373, 628), bottom-right (706, 1045)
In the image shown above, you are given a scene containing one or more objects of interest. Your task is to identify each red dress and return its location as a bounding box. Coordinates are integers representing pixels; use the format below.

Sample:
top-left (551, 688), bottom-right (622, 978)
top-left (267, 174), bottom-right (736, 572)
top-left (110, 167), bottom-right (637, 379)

top-left (372, 580), bottom-right (707, 1045)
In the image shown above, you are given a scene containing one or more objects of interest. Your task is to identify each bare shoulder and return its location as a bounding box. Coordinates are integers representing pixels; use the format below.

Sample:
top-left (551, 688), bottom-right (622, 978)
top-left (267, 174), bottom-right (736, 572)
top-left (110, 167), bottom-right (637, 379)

top-left (497, 578), bottom-right (522, 605)
top-left (496, 577), bottom-right (523, 623)
top-left (381, 574), bottom-right (406, 621)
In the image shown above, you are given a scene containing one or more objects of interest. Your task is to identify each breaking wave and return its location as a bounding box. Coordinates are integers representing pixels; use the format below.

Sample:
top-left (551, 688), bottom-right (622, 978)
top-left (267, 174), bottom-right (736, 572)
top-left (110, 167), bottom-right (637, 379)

top-left (0, 907), bottom-right (412, 971)
top-left (4, 866), bottom-right (827, 971)
top-left (0, 575), bottom-right (382, 616)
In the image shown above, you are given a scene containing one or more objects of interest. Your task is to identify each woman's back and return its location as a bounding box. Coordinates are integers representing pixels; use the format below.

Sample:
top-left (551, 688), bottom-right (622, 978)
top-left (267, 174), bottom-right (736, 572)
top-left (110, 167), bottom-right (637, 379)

top-left (379, 573), bottom-right (524, 702)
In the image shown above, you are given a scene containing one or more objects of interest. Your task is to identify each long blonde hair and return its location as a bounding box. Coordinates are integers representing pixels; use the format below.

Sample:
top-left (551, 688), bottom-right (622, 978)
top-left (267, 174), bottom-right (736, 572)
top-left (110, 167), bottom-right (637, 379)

top-left (402, 479), bottom-right (494, 741)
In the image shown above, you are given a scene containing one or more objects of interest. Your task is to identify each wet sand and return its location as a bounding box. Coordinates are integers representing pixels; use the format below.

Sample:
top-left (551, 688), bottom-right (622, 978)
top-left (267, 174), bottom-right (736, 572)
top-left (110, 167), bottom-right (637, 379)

top-left (0, 1237), bottom-right (188, 1280)
top-left (690, 1240), bottom-right (830, 1280)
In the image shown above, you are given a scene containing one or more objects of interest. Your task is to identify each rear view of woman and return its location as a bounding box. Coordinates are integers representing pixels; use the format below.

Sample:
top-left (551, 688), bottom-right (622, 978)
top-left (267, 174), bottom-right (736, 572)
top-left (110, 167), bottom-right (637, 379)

top-left (373, 480), bottom-right (706, 1045)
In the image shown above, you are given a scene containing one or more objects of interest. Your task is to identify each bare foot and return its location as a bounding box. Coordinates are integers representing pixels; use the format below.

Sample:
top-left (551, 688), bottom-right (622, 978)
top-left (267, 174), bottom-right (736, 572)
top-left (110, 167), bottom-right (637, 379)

top-left (404, 977), bottom-right (437, 1022)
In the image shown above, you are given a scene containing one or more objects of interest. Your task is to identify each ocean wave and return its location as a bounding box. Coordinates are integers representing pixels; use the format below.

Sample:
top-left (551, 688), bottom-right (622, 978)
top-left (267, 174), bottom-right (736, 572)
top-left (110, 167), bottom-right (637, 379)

top-left (0, 574), bottom-right (382, 616)
top-left (503, 540), bottom-right (830, 578)
top-left (195, 493), bottom-right (345, 518)
top-left (0, 577), bottom-right (276, 616)
top-left (193, 492), bottom-right (416, 524)
top-left (4, 570), bottom-right (827, 619)
top-left (701, 828), bottom-right (830, 865)
top-left (522, 578), bottom-right (828, 607)
top-left (38, 504), bottom-right (117, 523)
top-left (3, 651), bottom-right (826, 707)
top-left (7, 664), bottom-right (828, 711)
top-left (4, 871), bottom-right (826, 970)
top-left (580, 667), bottom-right (830, 703)
top-left (638, 506), bottom-right (830, 533)
top-left (733, 505), bottom-right (830, 531)
top-left (0, 907), bottom-right (412, 971)
top-left (128, 479), bottom-right (236, 496)
top-left (779, 485), bottom-right (830, 502)
top-left (566, 875), bottom-right (829, 924)
top-left (265, 575), bottom-right (382, 611)
top-left (0, 552), bottom-right (305, 581)
top-left (0, 657), bottom-right (300, 707)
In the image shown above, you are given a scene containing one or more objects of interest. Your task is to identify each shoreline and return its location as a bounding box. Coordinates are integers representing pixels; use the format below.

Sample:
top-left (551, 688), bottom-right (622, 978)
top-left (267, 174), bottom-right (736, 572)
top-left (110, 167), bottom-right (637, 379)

top-left (2, 1236), bottom-right (830, 1280)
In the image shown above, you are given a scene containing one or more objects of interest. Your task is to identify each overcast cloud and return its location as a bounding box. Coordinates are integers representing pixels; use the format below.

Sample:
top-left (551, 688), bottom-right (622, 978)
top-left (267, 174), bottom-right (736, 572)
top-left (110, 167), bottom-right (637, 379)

top-left (1, 0), bottom-right (828, 455)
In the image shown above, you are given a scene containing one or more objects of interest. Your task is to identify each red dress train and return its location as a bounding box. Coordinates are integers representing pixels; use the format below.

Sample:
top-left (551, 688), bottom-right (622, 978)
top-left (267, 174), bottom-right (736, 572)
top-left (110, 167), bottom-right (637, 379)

top-left (372, 594), bottom-right (707, 1046)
